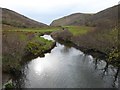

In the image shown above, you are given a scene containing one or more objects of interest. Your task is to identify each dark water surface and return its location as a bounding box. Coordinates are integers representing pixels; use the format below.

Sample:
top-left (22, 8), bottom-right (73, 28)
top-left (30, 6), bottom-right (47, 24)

top-left (14, 35), bottom-right (119, 88)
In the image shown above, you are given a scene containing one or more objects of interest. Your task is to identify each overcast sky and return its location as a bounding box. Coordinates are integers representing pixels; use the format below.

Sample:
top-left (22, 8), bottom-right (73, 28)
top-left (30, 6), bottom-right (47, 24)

top-left (0, 0), bottom-right (119, 25)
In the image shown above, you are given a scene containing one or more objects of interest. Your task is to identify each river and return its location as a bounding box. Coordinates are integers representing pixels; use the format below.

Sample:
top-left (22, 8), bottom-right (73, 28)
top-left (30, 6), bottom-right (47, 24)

top-left (13, 35), bottom-right (119, 88)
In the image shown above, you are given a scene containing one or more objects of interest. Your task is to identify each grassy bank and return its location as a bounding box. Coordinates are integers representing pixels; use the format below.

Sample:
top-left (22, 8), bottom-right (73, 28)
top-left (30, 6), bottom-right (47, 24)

top-left (51, 26), bottom-right (119, 67)
top-left (2, 26), bottom-right (59, 74)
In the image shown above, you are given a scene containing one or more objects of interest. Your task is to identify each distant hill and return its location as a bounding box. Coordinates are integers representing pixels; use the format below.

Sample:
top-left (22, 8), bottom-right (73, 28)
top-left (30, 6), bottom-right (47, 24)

top-left (50, 5), bottom-right (119, 28)
top-left (87, 5), bottom-right (118, 29)
top-left (50, 13), bottom-right (92, 26)
top-left (2, 8), bottom-right (47, 28)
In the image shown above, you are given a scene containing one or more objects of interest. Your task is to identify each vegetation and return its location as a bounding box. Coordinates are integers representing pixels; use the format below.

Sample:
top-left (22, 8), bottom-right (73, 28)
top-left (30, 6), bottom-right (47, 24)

top-left (2, 26), bottom-right (59, 74)
top-left (4, 79), bottom-right (14, 88)
top-left (50, 5), bottom-right (118, 28)
top-left (25, 36), bottom-right (54, 56)
top-left (50, 13), bottom-right (92, 26)
top-left (2, 8), bottom-right (47, 28)
top-left (50, 5), bottom-right (119, 67)
top-left (108, 47), bottom-right (119, 66)
top-left (2, 4), bottom-right (120, 88)
top-left (2, 25), bottom-right (60, 88)
top-left (51, 26), bottom-right (119, 67)
top-left (3, 24), bottom-right (60, 32)
top-left (63, 26), bottom-right (92, 36)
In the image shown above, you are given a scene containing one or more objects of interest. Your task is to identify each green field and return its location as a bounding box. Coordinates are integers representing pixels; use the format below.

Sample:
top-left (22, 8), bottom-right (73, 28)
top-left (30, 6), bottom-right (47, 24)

top-left (7, 26), bottom-right (60, 33)
top-left (63, 26), bottom-right (92, 36)
top-left (4, 25), bottom-right (92, 36)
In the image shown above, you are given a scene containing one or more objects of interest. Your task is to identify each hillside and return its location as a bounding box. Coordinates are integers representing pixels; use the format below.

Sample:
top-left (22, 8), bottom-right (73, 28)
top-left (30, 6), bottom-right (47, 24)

top-left (50, 4), bottom-right (119, 67)
top-left (50, 5), bottom-right (119, 28)
top-left (2, 8), bottom-right (47, 28)
top-left (50, 13), bottom-right (92, 26)
top-left (87, 5), bottom-right (118, 29)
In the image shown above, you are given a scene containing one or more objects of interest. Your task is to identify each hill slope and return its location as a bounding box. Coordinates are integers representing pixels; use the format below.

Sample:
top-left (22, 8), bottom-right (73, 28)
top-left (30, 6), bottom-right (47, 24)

top-left (50, 5), bottom-right (119, 28)
top-left (50, 13), bottom-right (92, 26)
top-left (2, 8), bottom-right (47, 28)
top-left (87, 5), bottom-right (118, 28)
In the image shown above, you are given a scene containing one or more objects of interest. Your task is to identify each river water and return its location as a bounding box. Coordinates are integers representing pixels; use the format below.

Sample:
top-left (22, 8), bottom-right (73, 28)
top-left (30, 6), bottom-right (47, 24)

top-left (14, 35), bottom-right (119, 88)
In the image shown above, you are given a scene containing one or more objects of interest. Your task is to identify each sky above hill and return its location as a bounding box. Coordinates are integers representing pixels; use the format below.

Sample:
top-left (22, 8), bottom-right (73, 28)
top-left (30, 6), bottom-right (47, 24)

top-left (0, 0), bottom-right (119, 25)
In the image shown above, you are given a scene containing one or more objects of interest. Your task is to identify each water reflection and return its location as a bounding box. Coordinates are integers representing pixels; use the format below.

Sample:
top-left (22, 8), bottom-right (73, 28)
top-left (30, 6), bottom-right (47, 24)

top-left (14, 35), bottom-right (119, 88)
top-left (34, 58), bottom-right (45, 75)
top-left (92, 58), bottom-right (119, 88)
top-left (41, 35), bottom-right (54, 41)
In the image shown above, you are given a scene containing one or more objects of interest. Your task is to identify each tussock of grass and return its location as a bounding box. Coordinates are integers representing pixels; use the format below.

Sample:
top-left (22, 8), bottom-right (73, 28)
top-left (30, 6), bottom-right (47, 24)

top-left (25, 36), bottom-right (53, 56)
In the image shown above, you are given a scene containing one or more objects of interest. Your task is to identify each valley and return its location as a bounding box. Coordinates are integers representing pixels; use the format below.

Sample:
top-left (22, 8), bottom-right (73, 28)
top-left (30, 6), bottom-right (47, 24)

top-left (1, 4), bottom-right (120, 88)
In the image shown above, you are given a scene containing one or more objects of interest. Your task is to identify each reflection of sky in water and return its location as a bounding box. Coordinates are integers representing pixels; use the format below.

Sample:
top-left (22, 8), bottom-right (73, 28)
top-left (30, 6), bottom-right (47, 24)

top-left (19, 35), bottom-right (119, 88)
top-left (41, 35), bottom-right (54, 41)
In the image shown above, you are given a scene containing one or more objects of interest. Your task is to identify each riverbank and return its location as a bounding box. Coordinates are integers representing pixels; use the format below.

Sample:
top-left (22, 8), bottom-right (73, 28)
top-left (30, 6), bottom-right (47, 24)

top-left (11, 35), bottom-right (119, 88)
top-left (51, 26), bottom-right (119, 67)
top-left (3, 31), bottom-right (55, 72)
top-left (2, 27), bottom-right (58, 88)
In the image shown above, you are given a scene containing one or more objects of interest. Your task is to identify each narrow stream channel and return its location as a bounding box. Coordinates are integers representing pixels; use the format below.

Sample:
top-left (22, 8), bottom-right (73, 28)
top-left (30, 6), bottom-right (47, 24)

top-left (14, 35), bottom-right (119, 88)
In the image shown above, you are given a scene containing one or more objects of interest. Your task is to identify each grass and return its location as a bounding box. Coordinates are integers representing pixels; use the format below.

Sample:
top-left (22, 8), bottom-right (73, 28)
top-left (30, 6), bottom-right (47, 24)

top-left (2, 26), bottom-right (57, 74)
top-left (25, 35), bottom-right (54, 56)
top-left (63, 26), bottom-right (92, 36)
top-left (6, 26), bottom-right (60, 33)
top-left (19, 33), bottom-right (27, 41)
top-left (51, 25), bottom-right (119, 67)
top-left (72, 27), bottom-right (119, 66)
